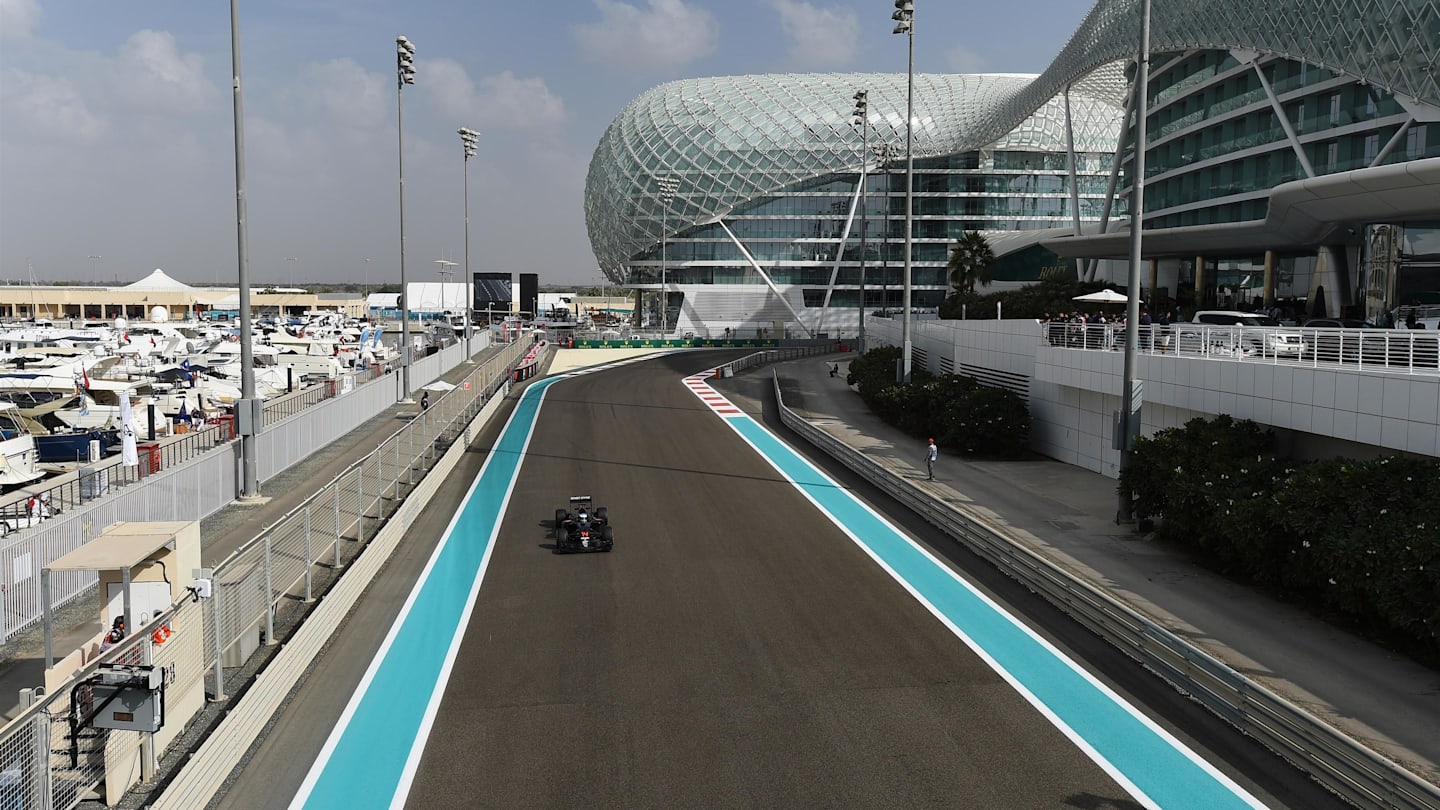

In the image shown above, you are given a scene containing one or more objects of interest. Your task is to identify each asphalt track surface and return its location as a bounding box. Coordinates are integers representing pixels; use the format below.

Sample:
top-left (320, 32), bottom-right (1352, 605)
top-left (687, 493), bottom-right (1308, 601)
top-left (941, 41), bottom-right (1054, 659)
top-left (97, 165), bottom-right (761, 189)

top-left (222, 351), bottom-right (1345, 809)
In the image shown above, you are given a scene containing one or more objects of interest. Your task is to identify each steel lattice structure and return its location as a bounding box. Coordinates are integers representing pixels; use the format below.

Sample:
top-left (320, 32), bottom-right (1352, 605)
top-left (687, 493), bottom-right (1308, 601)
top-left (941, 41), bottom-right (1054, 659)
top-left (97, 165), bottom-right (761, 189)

top-left (583, 0), bottom-right (1440, 284)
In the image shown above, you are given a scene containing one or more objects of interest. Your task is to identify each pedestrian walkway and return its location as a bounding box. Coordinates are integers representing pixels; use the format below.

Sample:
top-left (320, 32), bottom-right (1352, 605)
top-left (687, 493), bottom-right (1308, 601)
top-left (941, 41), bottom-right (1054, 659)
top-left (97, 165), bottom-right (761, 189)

top-left (0, 347), bottom-right (504, 722)
top-left (757, 353), bottom-right (1439, 786)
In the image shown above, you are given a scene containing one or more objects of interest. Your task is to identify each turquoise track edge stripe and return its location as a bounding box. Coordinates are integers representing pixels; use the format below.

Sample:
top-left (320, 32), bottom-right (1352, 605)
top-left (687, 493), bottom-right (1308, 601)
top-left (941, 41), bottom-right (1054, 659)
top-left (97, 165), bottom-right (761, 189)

top-left (291, 378), bottom-right (561, 810)
top-left (711, 395), bottom-right (1264, 810)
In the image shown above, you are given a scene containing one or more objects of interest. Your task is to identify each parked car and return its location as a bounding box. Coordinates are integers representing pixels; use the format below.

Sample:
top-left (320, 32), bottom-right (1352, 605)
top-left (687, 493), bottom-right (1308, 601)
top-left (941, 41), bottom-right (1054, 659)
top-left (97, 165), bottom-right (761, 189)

top-left (1176, 311), bottom-right (1304, 357)
top-left (1301, 318), bottom-right (1371, 362)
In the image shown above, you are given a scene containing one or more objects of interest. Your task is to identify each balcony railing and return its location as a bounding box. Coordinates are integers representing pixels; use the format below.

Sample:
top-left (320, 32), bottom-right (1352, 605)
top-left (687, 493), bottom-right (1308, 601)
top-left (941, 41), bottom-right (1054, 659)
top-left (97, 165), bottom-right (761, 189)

top-left (1041, 321), bottom-right (1440, 375)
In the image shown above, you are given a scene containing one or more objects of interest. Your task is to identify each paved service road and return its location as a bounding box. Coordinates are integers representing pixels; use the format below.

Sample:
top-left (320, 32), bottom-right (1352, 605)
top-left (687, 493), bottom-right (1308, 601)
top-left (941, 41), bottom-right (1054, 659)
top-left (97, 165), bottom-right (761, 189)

top-left (402, 352), bottom-right (1163, 808)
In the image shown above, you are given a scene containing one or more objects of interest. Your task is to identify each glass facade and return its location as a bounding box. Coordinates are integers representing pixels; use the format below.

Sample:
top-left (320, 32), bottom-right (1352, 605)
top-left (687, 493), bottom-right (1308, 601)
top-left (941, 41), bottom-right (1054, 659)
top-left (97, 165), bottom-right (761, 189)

top-left (1131, 52), bottom-right (1440, 230)
top-left (585, 0), bottom-right (1440, 332)
top-left (585, 71), bottom-right (1124, 332)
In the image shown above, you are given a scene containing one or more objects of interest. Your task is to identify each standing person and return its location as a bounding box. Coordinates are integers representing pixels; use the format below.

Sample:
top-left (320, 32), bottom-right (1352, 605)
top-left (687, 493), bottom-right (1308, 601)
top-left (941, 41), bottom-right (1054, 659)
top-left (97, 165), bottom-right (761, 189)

top-left (924, 438), bottom-right (938, 480)
top-left (830, 362), bottom-right (839, 378)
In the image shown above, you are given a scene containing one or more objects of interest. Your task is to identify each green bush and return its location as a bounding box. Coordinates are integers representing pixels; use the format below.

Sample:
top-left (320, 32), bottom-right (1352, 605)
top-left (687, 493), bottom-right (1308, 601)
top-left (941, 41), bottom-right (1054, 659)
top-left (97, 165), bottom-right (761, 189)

top-left (846, 346), bottom-right (1029, 457)
top-left (937, 277), bottom-right (1118, 321)
top-left (845, 345), bottom-right (904, 402)
top-left (923, 376), bottom-right (1031, 456)
top-left (1122, 415), bottom-right (1288, 577)
top-left (1273, 457), bottom-right (1440, 655)
top-left (1123, 414), bottom-right (1440, 663)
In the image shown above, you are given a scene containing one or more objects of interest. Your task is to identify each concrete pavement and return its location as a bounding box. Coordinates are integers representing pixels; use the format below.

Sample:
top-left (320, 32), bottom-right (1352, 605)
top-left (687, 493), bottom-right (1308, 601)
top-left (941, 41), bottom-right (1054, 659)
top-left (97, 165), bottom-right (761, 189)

top-left (718, 352), bottom-right (1439, 786)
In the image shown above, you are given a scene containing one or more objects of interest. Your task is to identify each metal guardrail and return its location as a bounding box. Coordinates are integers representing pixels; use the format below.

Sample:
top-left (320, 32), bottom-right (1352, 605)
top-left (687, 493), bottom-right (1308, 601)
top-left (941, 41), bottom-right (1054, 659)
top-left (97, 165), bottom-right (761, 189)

top-left (0, 364), bottom-right (397, 533)
top-left (0, 339), bottom-right (533, 810)
top-left (771, 371), bottom-right (1440, 810)
top-left (1042, 321), bottom-right (1440, 375)
top-left (718, 345), bottom-right (839, 377)
top-left (0, 422), bottom-right (234, 534)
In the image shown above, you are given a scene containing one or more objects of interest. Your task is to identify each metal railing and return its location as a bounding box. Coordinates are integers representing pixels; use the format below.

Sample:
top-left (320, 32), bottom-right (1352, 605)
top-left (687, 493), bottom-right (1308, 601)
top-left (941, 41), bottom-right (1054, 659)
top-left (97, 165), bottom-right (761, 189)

top-left (0, 422), bottom-right (234, 535)
top-left (717, 345), bottom-right (839, 377)
top-left (0, 346), bottom-right (476, 643)
top-left (1042, 321), bottom-right (1440, 375)
top-left (0, 363), bottom-right (399, 539)
top-left (0, 338), bottom-right (533, 810)
top-left (772, 371), bottom-right (1440, 810)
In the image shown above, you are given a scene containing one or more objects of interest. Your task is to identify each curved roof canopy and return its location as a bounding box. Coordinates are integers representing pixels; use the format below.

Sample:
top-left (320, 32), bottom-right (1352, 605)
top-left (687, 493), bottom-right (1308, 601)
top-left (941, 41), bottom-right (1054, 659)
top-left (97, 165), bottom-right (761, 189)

top-left (585, 71), bottom-right (1124, 280)
top-left (124, 268), bottom-right (196, 292)
top-left (584, 0), bottom-right (1440, 283)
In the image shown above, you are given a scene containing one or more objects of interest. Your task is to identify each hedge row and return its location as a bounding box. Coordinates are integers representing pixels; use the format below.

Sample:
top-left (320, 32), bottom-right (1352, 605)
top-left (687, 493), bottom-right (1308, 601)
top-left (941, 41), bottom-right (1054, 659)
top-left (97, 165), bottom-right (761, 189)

top-left (845, 346), bottom-right (1031, 457)
top-left (1120, 415), bottom-right (1440, 664)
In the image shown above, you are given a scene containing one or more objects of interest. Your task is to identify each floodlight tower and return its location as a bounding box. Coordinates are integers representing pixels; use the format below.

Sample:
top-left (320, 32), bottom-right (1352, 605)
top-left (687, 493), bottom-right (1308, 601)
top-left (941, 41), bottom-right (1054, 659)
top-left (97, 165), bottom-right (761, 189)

top-left (891, 0), bottom-right (915, 382)
top-left (395, 34), bottom-right (416, 401)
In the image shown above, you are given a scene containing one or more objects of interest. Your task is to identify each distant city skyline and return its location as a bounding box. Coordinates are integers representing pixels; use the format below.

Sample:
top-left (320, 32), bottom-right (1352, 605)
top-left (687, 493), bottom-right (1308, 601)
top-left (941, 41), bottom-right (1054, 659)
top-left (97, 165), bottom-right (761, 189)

top-left (1, 0), bottom-right (1090, 287)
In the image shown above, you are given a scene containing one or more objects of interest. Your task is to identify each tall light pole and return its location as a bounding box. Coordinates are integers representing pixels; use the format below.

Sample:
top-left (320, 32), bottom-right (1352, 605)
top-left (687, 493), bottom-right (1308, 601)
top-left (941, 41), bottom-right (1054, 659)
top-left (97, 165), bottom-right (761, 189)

top-left (656, 175), bottom-right (680, 335)
top-left (852, 89), bottom-right (869, 353)
top-left (1118, 0), bottom-right (1152, 523)
top-left (459, 127), bottom-right (479, 358)
top-left (230, 0), bottom-right (259, 501)
top-left (872, 142), bottom-right (895, 317)
top-left (892, 0), bottom-right (915, 382)
top-left (396, 35), bottom-right (416, 401)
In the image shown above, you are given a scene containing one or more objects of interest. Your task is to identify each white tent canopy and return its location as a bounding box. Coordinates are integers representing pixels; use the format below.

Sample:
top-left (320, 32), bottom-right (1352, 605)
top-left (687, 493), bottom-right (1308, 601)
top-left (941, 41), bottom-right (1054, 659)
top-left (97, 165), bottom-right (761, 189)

top-left (1072, 289), bottom-right (1129, 304)
top-left (124, 268), bottom-right (197, 293)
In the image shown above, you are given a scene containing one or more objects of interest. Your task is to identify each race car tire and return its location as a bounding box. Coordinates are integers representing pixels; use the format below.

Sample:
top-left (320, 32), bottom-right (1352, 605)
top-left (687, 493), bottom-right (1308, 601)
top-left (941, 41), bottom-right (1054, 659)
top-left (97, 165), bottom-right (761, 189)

top-left (555, 508), bottom-right (568, 525)
top-left (600, 526), bottom-right (613, 542)
top-left (595, 507), bottom-right (608, 521)
top-left (556, 526), bottom-right (569, 547)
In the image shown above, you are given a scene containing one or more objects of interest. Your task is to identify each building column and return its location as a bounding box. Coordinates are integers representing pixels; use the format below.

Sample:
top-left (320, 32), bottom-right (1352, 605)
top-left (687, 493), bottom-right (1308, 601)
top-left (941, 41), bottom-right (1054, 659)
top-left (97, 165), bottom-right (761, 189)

top-left (1262, 250), bottom-right (1276, 308)
top-left (1194, 254), bottom-right (1206, 307)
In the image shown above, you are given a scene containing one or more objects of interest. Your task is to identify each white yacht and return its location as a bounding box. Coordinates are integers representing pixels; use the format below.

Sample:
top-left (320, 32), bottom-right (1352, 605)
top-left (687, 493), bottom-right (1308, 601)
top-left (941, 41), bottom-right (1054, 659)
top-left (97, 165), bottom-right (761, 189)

top-left (0, 402), bottom-right (46, 488)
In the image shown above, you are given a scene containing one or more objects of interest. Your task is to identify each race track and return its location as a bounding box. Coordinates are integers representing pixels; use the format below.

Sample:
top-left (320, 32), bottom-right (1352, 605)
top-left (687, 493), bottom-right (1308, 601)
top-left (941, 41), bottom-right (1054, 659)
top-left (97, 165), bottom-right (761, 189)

top-left (226, 351), bottom-right (1342, 809)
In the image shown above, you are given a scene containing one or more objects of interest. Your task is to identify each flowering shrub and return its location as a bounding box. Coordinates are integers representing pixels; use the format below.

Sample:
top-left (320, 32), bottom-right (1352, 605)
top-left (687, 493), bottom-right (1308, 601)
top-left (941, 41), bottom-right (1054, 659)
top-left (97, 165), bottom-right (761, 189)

top-left (847, 346), bottom-right (1030, 457)
top-left (1273, 456), bottom-right (1439, 658)
top-left (1123, 414), bottom-right (1440, 663)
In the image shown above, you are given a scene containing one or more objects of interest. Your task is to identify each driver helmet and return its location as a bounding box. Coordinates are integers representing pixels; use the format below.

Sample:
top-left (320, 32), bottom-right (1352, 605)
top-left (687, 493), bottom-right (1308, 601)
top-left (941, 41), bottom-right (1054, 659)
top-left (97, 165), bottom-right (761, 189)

top-left (577, 508), bottom-right (588, 520)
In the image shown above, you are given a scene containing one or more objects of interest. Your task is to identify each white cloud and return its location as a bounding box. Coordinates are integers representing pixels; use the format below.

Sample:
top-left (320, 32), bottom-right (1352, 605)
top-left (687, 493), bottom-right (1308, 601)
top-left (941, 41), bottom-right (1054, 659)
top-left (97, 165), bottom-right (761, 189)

top-left (572, 0), bottom-right (717, 74)
top-left (0, 70), bottom-right (105, 142)
top-left (423, 58), bottom-right (567, 131)
top-left (479, 71), bottom-right (567, 130)
top-left (770, 0), bottom-right (858, 69)
top-left (945, 44), bottom-right (986, 74)
top-left (111, 30), bottom-right (214, 114)
top-left (0, 0), bottom-right (40, 41)
top-left (292, 58), bottom-right (389, 131)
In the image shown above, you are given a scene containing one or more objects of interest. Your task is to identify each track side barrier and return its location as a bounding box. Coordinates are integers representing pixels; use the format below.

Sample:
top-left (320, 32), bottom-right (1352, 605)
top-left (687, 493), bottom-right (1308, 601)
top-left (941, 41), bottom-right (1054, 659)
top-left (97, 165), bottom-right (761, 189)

top-left (150, 381), bottom-right (514, 810)
top-left (769, 370), bottom-right (1440, 810)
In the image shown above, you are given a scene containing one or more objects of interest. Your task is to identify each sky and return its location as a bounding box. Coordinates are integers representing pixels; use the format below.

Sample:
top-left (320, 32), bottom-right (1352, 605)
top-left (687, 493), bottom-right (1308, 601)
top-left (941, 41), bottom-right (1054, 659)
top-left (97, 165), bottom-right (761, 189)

top-left (0, 0), bottom-right (1093, 288)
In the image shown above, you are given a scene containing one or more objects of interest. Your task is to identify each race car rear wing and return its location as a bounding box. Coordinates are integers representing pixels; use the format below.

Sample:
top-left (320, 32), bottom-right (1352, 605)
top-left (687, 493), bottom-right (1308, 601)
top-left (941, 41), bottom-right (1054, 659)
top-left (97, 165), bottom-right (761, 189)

top-left (568, 495), bottom-right (593, 506)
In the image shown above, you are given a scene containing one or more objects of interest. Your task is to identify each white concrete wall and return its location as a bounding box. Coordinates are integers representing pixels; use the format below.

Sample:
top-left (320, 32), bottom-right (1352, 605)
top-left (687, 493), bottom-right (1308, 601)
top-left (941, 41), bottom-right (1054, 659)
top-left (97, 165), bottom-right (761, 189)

top-left (868, 315), bottom-right (1440, 478)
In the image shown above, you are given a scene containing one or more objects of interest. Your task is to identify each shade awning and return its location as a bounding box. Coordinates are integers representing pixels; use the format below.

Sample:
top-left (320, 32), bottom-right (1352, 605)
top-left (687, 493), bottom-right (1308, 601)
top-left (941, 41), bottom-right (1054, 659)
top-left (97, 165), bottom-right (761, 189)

top-left (45, 521), bottom-right (190, 571)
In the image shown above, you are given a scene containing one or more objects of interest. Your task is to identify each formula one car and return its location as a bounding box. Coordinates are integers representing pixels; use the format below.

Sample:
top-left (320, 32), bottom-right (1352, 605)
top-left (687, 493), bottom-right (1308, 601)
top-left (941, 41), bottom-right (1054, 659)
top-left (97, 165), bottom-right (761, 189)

top-left (554, 496), bottom-right (613, 553)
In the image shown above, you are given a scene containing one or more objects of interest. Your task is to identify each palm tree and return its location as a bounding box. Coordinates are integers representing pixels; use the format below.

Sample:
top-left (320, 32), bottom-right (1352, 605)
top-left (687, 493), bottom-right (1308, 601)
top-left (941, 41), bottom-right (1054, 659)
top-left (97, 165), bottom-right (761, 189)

top-left (947, 231), bottom-right (995, 295)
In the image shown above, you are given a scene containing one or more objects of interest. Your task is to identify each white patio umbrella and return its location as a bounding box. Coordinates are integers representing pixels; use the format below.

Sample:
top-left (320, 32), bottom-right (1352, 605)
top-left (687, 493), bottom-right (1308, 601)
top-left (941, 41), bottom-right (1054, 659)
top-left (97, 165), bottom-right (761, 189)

top-left (1072, 289), bottom-right (1130, 304)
